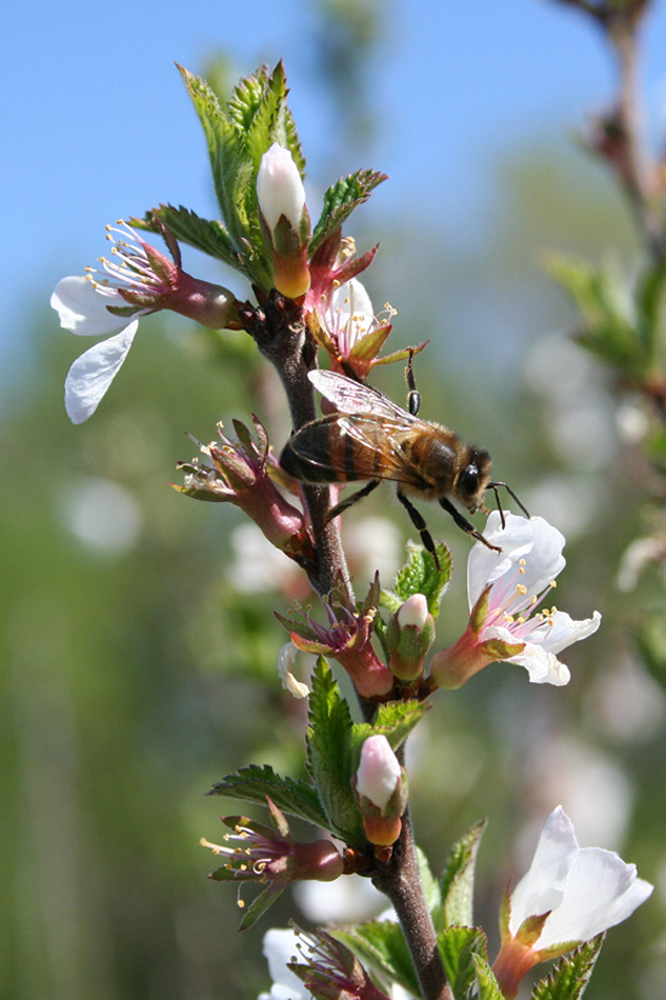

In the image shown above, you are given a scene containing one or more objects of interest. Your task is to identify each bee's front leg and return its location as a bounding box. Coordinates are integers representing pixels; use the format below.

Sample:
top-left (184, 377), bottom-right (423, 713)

top-left (439, 497), bottom-right (502, 553)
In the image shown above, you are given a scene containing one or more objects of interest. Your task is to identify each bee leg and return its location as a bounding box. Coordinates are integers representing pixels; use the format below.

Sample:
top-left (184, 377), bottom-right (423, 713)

top-left (396, 490), bottom-right (441, 571)
top-left (326, 480), bottom-right (381, 522)
top-left (439, 497), bottom-right (502, 553)
top-left (405, 350), bottom-right (420, 417)
top-left (488, 481), bottom-right (531, 520)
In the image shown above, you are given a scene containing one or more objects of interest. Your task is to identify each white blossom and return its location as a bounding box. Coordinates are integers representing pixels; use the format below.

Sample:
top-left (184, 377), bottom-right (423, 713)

top-left (468, 512), bottom-right (601, 685)
top-left (508, 805), bottom-right (653, 951)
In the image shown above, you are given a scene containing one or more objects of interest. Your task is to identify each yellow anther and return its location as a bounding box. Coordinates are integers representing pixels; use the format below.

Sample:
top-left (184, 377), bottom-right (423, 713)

top-left (237, 899), bottom-right (245, 909)
top-left (530, 595), bottom-right (537, 605)
top-left (516, 616), bottom-right (525, 624)
top-left (519, 566), bottom-right (525, 574)
top-left (504, 613), bottom-right (515, 623)
top-left (332, 278), bottom-right (341, 288)
top-left (550, 580), bottom-right (557, 588)
top-left (519, 559), bottom-right (526, 566)
top-left (105, 224), bottom-right (112, 231)
top-left (550, 605), bottom-right (558, 614)
top-left (239, 863), bottom-right (247, 871)
top-left (516, 584), bottom-right (527, 595)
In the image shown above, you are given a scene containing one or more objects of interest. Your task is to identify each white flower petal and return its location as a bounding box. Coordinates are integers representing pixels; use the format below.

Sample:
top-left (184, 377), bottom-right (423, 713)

top-left (51, 276), bottom-right (130, 336)
top-left (529, 610), bottom-right (602, 657)
top-left (509, 807), bottom-right (578, 934)
top-left (508, 807), bottom-right (653, 952)
top-left (468, 514), bottom-right (566, 609)
top-left (535, 847), bottom-right (653, 950)
top-left (509, 643), bottom-right (571, 686)
top-left (277, 643), bottom-right (310, 699)
top-left (261, 929), bottom-right (312, 1000)
top-left (64, 321), bottom-right (139, 424)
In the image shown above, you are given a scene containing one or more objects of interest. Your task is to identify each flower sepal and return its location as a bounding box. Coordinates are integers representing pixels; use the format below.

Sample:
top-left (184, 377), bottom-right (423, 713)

top-left (176, 416), bottom-right (316, 566)
top-left (287, 927), bottom-right (393, 1000)
top-left (277, 579), bottom-right (393, 698)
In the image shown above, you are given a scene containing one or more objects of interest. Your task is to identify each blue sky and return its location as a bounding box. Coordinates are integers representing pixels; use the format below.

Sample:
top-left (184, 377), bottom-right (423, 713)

top-left (4, 0), bottom-right (666, 366)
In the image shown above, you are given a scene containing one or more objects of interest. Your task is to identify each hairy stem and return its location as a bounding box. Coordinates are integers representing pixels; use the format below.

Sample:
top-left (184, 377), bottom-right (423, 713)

top-left (372, 810), bottom-right (453, 1000)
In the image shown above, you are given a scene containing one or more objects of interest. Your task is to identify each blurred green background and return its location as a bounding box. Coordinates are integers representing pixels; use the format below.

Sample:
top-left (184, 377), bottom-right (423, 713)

top-left (3, 2), bottom-right (666, 999)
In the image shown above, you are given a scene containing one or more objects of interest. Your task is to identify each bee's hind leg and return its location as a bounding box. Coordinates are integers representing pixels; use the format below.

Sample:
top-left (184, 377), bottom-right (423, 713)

top-left (326, 480), bottom-right (381, 522)
top-left (397, 490), bottom-right (441, 572)
top-left (439, 497), bottom-right (502, 553)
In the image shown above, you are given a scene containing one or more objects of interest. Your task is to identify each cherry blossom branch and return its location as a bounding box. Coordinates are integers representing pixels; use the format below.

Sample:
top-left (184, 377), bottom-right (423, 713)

top-left (237, 290), bottom-right (353, 601)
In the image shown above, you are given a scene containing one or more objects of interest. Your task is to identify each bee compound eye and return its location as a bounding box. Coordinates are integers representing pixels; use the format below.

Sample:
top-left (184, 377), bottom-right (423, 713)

top-left (460, 464), bottom-right (480, 501)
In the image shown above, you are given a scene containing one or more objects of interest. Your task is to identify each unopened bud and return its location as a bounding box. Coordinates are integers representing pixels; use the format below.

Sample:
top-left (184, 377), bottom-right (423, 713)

top-left (354, 735), bottom-right (407, 846)
top-left (257, 143), bottom-right (311, 299)
top-left (386, 593), bottom-right (435, 682)
top-left (257, 143), bottom-right (308, 233)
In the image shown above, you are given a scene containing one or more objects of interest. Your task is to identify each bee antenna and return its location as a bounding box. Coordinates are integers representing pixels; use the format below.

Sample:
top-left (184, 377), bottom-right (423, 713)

top-left (488, 482), bottom-right (530, 521)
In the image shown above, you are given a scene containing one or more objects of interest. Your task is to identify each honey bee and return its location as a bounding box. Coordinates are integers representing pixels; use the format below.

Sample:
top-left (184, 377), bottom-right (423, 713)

top-left (280, 368), bottom-right (528, 564)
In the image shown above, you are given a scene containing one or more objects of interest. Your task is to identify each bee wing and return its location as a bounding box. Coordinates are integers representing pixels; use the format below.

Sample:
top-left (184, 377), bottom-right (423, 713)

top-left (290, 413), bottom-right (430, 487)
top-left (308, 370), bottom-right (415, 422)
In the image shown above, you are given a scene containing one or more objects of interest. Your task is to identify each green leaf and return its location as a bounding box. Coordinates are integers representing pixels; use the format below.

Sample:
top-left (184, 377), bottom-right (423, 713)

top-left (335, 921), bottom-right (420, 998)
top-left (178, 64), bottom-right (273, 287)
top-left (473, 953), bottom-right (505, 1000)
top-left (310, 169), bottom-right (388, 257)
top-left (132, 205), bottom-right (244, 273)
top-left (306, 658), bottom-right (365, 844)
top-left (437, 926), bottom-right (488, 999)
top-left (385, 541), bottom-right (452, 621)
top-left (434, 819), bottom-right (487, 931)
top-left (351, 700), bottom-right (431, 767)
top-left (206, 763), bottom-right (329, 829)
top-left (531, 935), bottom-right (605, 1000)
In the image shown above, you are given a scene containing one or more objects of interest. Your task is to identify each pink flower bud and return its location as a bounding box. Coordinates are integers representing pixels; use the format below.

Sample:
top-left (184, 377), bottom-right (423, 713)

top-left (397, 593), bottom-right (429, 628)
top-left (356, 736), bottom-right (401, 810)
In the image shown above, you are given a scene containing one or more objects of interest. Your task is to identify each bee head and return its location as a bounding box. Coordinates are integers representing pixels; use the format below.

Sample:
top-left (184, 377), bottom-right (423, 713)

top-left (456, 448), bottom-right (492, 513)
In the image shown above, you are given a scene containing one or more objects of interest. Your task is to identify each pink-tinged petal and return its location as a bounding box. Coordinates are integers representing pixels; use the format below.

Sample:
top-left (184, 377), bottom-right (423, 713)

top-left (535, 846), bottom-right (653, 950)
top-left (356, 735), bottom-right (401, 810)
top-left (64, 321), bottom-right (139, 424)
top-left (509, 808), bottom-right (579, 936)
top-left (51, 276), bottom-right (129, 336)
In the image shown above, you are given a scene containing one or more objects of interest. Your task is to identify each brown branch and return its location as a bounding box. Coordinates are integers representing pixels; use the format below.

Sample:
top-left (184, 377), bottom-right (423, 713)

top-left (372, 809), bottom-right (453, 1000)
